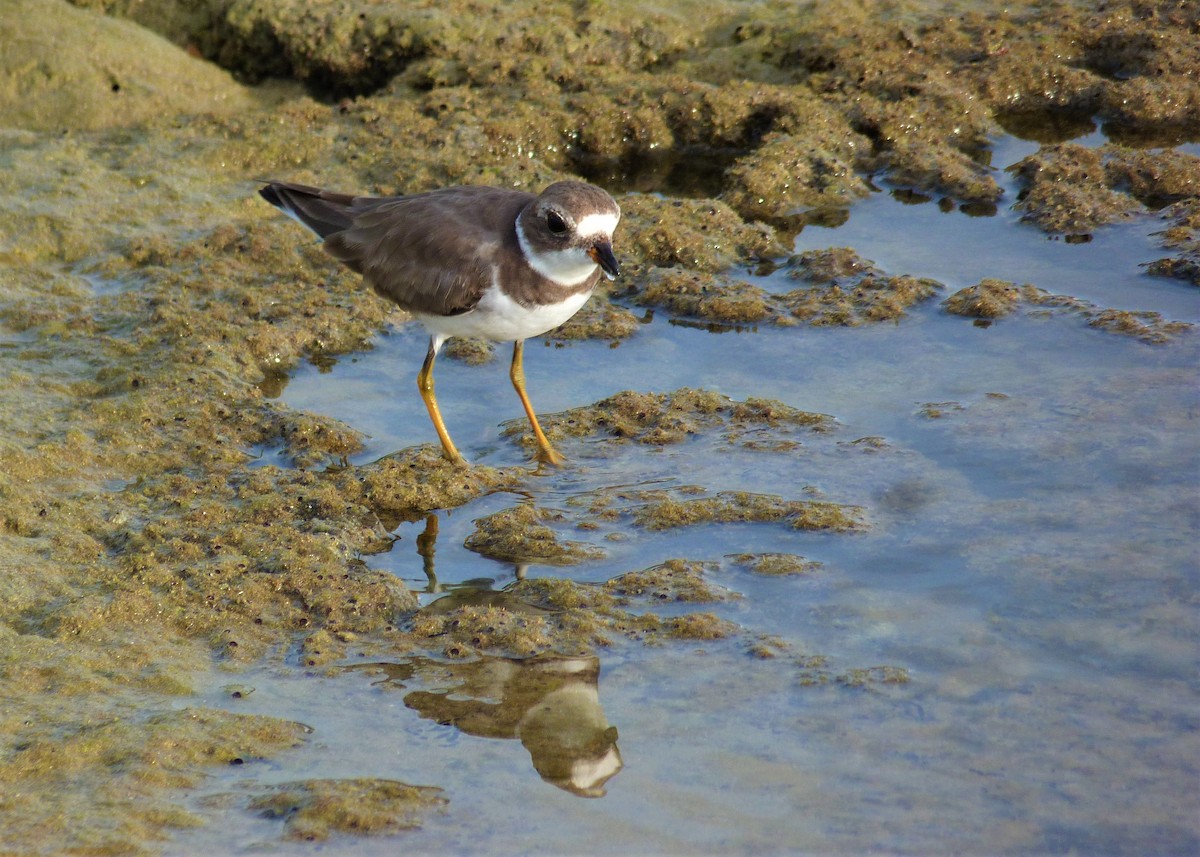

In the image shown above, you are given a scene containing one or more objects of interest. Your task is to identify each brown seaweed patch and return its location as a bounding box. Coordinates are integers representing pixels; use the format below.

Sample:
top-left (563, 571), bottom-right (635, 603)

top-left (881, 137), bottom-right (1003, 206)
top-left (721, 129), bottom-right (873, 222)
top-left (1143, 256), bottom-right (1200, 286)
top-left (255, 406), bottom-right (365, 469)
top-left (1144, 199), bottom-right (1200, 286)
top-left (351, 446), bottom-right (522, 528)
top-left (249, 778), bottom-right (447, 841)
top-left (443, 337), bottom-right (495, 365)
top-left (605, 558), bottom-right (734, 603)
top-left (943, 279), bottom-right (1194, 343)
top-left (942, 279), bottom-right (1027, 318)
top-left (548, 293), bottom-right (642, 342)
top-left (506, 387), bottom-right (834, 455)
top-left (1008, 144), bottom-right (1200, 235)
top-left (619, 194), bottom-right (782, 274)
top-left (299, 628), bottom-right (347, 667)
top-left (629, 489), bottom-right (864, 533)
top-left (628, 248), bottom-right (941, 328)
top-left (783, 249), bottom-right (943, 325)
top-left (463, 504), bottom-right (606, 566)
top-left (412, 600), bottom-right (558, 659)
top-left (92, 467), bottom-right (420, 661)
top-left (635, 269), bottom-right (774, 324)
top-left (728, 552), bottom-right (823, 576)
top-left (1086, 309), bottom-right (1192, 343)
top-left (0, 0), bottom-right (256, 132)
top-left (748, 634), bottom-right (792, 659)
top-left (406, 565), bottom-right (745, 657)
top-left (664, 612), bottom-right (739, 641)
top-left (1, 707), bottom-right (309, 853)
top-left (917, 402), bottom-right (966, 419)
top-left (411, 582), bottom-right (623, 656)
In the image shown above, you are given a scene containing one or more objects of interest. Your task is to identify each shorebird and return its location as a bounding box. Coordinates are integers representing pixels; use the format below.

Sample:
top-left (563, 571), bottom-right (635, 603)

top-left (259, 179), bottom-right (621, 466)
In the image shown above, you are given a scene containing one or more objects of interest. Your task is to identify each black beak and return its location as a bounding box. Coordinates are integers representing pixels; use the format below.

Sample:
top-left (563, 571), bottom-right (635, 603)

top-left (589, 239), bottom-right (620, 281)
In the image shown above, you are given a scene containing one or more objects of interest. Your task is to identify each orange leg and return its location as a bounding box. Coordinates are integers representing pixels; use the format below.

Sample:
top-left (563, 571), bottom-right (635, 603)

top-left (510, 340), bottom-right (565, 466)
top-left (417, 338), bottom-right (468, 466)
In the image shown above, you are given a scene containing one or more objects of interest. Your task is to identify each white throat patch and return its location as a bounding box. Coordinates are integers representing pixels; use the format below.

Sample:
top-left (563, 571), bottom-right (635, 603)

top-left (515, 218), bottom-right (603, 287)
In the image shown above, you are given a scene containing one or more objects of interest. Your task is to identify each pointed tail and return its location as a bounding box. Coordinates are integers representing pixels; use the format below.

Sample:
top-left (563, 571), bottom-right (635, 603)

top-left (258, 181), bottom-right (358, 239)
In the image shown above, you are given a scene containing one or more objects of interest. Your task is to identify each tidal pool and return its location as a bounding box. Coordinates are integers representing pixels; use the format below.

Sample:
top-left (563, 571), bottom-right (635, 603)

top-left (171, 132), bottom-right (1200, 854)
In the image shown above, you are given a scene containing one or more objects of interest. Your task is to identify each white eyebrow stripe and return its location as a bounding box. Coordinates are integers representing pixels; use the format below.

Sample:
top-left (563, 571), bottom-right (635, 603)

top-left (575, 211), bottom-right (620, 238)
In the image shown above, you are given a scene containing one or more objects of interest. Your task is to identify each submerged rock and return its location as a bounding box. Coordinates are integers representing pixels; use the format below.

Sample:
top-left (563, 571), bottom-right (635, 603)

top-left (249, 778), bottom-right (447, 841)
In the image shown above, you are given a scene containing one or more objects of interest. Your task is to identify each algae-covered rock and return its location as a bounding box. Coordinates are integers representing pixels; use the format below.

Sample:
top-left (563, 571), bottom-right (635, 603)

top-left (1008, 144), bottom-right (1142, 235)
top-left (605, 558), bottom-right (733, 603)
top-left (250, 778), bottom-right (447, 841)
top-left (722, 130), bottom-right (872, 221)
top-left (547, 292), bottom-right (643, 342)
top-left (783, 250), bottom-right (943, 325)
top-left (635, 268), bottom-right (775, 324)
top-left (0, 0), bottom-right (254, 131)
top-left (507, 387), bottom-right (834, 455)
top-left (631, 489), bottom-right (865, 533)
top-left (1144, 200), bottom-right (1200, 287)
top-left (943, 280), bottom-right (1194, 343)
top-left (0, 706), bottom-right (310, 854)
top-left (627, 249), bottom-right (942, 328)
top-left (463, 504), bottom-right (605, 566)
top-left (942, 279), bottom-right (1029, 319)
top-left (728, 552), bottom-right (823, 576)
top-left (620, 194), bottom-right (782, 273)
top-left (352, 447), bottom-right (521, 527)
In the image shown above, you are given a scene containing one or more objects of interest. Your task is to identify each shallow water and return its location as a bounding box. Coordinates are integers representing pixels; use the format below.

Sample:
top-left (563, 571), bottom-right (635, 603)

top-left (185, 134), bottom-right (1200, 854)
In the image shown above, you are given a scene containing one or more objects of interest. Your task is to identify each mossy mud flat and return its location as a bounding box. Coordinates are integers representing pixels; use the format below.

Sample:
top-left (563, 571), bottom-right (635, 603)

top-left (1, 0), bottom-right (1198, 854)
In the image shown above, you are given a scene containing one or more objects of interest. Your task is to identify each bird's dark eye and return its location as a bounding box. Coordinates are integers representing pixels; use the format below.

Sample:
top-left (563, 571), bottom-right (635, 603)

top-left (546, 211), bottom-right (569, 235)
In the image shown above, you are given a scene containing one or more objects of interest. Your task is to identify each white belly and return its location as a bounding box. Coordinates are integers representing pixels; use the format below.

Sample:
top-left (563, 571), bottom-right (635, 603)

top-left (415, 286), bottom-right (593, 344)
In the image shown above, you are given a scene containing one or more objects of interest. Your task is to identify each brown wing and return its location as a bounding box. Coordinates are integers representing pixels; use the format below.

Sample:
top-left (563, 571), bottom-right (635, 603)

top-left (324, 187), bottom-right (534, 317)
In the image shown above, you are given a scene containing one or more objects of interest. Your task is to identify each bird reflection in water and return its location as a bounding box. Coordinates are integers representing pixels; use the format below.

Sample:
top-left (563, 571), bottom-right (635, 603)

top-left (352, 655), bottom-right (622, 798)
top-left (351, 515), bottom-right (622, 797)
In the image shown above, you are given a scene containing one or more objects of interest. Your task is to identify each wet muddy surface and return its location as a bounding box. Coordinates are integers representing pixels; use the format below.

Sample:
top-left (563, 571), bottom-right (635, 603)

top-left (2, 0), bottom-right (1198, 854)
